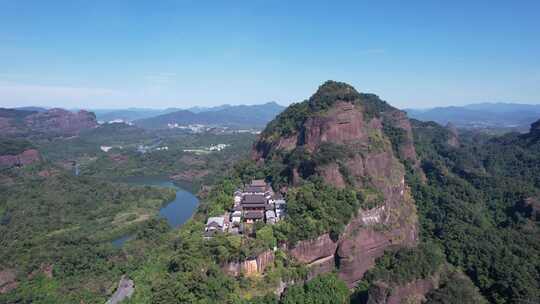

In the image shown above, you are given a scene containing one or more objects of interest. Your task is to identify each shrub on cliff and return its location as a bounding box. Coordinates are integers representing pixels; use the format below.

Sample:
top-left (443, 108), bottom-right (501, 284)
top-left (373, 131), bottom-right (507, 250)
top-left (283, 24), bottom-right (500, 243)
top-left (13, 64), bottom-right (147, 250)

top-left (364, 243), bottom-right (445, 286)
top-left (281, 273), bottom-right (349, 304)
top-left (273, 178), bottom-right (359, 243)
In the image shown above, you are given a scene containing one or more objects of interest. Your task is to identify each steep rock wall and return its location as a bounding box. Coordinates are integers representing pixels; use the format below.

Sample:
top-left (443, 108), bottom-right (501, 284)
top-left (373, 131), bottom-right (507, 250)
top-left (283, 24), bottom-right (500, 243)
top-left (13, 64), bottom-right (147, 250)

top-left (223, 250), bottom-right (274, 277)
top-left (251, 82), bottom-right (419, 288)
top-left (289, 234), bottom-right (338, 264)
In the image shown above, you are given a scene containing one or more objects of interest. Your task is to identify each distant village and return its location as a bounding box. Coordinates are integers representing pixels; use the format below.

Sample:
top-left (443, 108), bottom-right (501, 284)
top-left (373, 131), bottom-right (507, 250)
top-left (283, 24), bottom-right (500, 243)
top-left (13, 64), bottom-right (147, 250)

top-left (204, 179), bottom-right (286, 236)
top-left (167, 123), bottom-right (261, 135)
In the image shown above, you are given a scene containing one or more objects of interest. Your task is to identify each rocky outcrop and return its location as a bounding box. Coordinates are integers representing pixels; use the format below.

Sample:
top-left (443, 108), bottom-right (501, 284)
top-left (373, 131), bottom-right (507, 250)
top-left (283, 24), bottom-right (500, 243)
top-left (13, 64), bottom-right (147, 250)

top-left (106, 275), bottom-right (134, 304)
top-left (0, 149), bottom-right (40, 167)
top-left (0, 107), bottom-right (97, 136)
top-left (252, 81), bottom-right (419, 287)
top-left (0, 269), bottom-right (18, 294)
top-left (382, 109), bottom-right (418, 163)
top-left (24, 108), bottom-right (97, 135)
top-left (289, 234), bottom-right (338, 264)
top-left (223, 250), bottom-right (274, 277)
top-left (302, 101), bottom-right (368, 152)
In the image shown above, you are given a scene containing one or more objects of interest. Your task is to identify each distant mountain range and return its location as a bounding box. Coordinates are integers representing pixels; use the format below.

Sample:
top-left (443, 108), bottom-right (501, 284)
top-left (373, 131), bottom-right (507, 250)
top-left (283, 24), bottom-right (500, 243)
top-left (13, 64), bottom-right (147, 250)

top-left (405, 103), bottom-right (540, 131)
top-left (133, 102), bottom-right (285, 129)
top-left (92, 108), bottom-right (178, 122)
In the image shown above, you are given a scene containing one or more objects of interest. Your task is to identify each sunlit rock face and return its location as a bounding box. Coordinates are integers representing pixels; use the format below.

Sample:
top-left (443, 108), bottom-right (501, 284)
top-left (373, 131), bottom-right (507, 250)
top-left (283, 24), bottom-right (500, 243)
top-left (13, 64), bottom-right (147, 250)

top-left (252, 81), bottom-right (419, 287)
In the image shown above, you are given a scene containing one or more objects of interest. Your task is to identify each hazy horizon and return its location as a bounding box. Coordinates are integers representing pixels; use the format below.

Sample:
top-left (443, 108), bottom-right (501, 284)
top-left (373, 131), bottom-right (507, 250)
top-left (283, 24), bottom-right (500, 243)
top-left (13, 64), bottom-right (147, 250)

top-left (1, 1), bottom-right (539, 109)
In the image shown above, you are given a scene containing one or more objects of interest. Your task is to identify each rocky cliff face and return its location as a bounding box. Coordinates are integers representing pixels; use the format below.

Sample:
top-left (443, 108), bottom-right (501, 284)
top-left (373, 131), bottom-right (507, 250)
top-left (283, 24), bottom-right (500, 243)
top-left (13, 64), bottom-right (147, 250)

top-left (254, 81), bottom-right (419, 287)
top-left (0, 108), bottom-right (97, 136)
top-left (223, 250), bottom-right (274, 277)
top-left (0, 149), bottom-right (41, 168)
top-left (24, 108), bottom-right (97, 135)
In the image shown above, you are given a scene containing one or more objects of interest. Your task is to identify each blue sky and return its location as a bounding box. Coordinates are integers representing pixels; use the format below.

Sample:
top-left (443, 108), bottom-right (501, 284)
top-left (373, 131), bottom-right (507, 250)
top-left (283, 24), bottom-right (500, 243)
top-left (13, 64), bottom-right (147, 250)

top-left (1, 0), bottom-right (539, 109)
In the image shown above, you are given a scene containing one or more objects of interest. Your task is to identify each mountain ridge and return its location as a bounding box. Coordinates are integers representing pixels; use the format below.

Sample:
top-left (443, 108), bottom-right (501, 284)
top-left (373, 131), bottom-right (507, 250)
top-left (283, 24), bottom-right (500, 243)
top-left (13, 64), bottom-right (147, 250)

top-left (135, 102), bottom-right (285, 129)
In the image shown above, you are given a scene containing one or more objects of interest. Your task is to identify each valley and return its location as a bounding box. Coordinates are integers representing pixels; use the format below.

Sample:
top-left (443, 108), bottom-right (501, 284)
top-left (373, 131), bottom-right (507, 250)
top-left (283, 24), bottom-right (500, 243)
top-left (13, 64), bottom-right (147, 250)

top-left (0, 81), bottom-right (539, 304)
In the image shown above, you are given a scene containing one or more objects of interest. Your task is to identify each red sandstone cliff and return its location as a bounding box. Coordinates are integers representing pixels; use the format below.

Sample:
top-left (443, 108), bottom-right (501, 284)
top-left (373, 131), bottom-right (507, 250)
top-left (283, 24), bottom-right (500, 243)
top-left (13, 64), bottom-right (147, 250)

top-left (0, 108), bottom-right (97, 136)
top-left (253, 81), bottom-right (419, 288)
top-left (24, 108), bottom-right (97, 135)
top-left (223, 250), bottom-right (275, 277)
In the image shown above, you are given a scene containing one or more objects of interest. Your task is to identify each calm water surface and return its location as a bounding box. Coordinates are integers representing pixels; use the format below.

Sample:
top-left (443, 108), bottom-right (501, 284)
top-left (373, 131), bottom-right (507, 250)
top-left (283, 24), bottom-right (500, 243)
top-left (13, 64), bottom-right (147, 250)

top-left (112, 176), bottom-right (199, 247)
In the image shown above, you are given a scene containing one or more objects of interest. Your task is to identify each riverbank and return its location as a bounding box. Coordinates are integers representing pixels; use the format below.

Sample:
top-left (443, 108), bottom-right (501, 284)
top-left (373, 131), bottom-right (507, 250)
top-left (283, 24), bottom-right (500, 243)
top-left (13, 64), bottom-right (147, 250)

top-left (111, 176), bottom-right (200, 247)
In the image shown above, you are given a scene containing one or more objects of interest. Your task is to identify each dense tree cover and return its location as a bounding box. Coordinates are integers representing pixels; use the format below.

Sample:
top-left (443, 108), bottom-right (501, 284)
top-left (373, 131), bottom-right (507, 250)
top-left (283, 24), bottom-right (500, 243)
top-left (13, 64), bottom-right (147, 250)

top-left (281, 273), bottom-right (349, 304)
top-left (273, 177), bottom-right (359, 243)
top-left (38, 126), bottom-right (255, 187)
top-left (0, 164), bottom-right (176, 303)
top-left (381, 121), bottom-right (407, 158)
top-left (407, 120), bottom-right (540, 304)
top-left (426, 271), bottom-right (487, 304)
top-left (351, 244), bottom-right (444, 301)
top-left (351, 244), bottom-right (486, 304)
top-left (0, 137), bottom-right (35, 155)
top-left (363, 243), bottom-right (445, 285)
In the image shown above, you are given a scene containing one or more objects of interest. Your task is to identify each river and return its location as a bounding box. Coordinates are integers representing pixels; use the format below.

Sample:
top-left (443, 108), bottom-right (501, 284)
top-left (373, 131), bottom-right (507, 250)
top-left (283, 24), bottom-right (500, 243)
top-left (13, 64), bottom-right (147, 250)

top-left (111, 176), bottom-right (199, 247)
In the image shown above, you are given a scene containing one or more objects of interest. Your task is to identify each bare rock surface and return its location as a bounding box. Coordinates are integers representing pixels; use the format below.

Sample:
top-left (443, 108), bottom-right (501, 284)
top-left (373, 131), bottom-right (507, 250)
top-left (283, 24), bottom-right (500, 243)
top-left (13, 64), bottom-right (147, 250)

top-left (250, 81), bottom-right (420, 288)
top-left (223, 250), bottom-right (274, 277)
top-left (106, 275), bottom-right (134, 304)
top-left (0, 269), bottom-right (18, 294)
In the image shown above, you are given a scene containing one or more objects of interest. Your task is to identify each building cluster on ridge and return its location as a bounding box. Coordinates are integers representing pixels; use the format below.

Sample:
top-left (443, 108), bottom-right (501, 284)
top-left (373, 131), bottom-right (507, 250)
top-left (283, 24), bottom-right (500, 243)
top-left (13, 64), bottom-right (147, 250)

top-left (204, 179), bottom-right (286, 236)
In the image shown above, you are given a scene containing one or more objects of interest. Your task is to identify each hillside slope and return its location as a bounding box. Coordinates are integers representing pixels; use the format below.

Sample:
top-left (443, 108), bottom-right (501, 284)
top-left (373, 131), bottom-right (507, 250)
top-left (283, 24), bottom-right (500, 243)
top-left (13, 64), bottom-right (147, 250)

top-left (252, 81), bottom-right (419, 287)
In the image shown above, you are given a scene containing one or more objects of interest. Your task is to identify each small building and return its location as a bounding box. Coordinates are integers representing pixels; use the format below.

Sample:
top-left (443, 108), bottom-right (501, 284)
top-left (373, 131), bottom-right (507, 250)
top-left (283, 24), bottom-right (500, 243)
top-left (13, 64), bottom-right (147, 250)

top-left (231, 211), bottom-right (242, 225)
top-left (244, 210), bottom-right (264, 223)
top-left (265, 210), bottom-right (277, 224)
top-left (234, 191), bottom-right (243, 204)
top-left (205, 217), bottom-right (225, 232)
top-left (100, 146), bottom-right (113, 152)
top-left (244, 179), bottom-right (268, 194)
top-left (241, 194), bottom-right (267, 212)
top-left (251, 179), bottom-right (266, 187)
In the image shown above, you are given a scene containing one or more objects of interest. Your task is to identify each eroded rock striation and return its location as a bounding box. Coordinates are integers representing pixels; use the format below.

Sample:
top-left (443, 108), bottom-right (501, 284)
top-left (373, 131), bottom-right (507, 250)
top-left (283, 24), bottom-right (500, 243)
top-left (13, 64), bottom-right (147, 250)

top-left (223, 250), bottom-right (275, 277)
top-left (254, 81), bottom-right (419, 287)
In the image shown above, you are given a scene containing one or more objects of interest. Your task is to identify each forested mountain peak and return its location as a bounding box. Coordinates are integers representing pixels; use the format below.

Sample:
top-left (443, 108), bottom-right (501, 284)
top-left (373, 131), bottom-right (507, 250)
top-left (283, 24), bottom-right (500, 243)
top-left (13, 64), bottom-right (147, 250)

top-left (249, 80), bottom-right (419, 288)
top-left (262, 81), bottom-right (395, 139)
